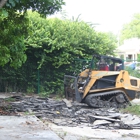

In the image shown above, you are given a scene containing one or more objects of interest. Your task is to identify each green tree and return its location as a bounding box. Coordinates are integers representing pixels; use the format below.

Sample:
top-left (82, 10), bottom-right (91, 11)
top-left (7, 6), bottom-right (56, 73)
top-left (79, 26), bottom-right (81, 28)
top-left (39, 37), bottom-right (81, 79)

top-left (120, 13), bottom-right (140, 44)
top-left (26, 12), bottom-right (117, 68)
top-left (23, 12), bottom-right (117, 94)
top-left (0, 11), bottom-right (118, 94)
top-left (1, 0), bottom-right (65, 15)
top-left (137, 54), bottom-right (140, 62)
top-left (0, 0), bottom-right (65, 68)
top-left (0, 10), bottom-right (28, 67)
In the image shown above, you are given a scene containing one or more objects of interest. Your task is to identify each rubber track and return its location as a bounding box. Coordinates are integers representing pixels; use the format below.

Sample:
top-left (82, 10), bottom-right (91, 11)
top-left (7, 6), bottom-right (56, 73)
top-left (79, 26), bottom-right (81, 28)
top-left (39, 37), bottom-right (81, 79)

top-left (87, 90), bottom-right (131, 108)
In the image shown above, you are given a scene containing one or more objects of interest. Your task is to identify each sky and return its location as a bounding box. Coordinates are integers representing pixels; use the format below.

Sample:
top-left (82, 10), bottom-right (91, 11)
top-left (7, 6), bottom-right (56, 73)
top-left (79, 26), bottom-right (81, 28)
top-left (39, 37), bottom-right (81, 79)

top-left (52, 0), bottom-right (140, 34)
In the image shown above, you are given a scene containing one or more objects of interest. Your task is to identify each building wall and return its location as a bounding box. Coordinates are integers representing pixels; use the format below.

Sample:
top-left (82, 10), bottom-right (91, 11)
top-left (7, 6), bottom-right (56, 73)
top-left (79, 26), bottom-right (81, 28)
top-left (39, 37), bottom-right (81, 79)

top-left (117, 38), bottom-right (140, 62)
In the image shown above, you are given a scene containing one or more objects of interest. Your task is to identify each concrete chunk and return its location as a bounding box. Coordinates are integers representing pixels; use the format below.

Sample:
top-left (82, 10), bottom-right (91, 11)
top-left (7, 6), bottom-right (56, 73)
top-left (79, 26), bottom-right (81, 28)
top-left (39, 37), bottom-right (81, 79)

top-left (63, 98), bottom-right (72, 108)
top-left (93, 120), bottom-right (111, 125)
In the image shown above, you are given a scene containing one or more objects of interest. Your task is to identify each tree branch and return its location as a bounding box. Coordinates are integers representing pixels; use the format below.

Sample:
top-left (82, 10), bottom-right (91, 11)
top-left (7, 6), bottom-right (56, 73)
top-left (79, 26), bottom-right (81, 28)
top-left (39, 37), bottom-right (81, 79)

top-left (0, 0), bottom-right (8, 8)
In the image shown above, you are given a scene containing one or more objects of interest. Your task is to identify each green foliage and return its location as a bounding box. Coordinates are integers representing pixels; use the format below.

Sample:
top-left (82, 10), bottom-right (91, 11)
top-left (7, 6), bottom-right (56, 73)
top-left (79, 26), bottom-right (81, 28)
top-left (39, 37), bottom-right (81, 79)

top-left (27, 86), bottom-right (35, 94)
top-left (4, 97), bottom-right (15, 102)
top-left (120, 13), bottom-right (140, 43)
top-left (0, 0), bottom-right (64, 68)
top-left (39, 92), bottom-right (51, 98)
top-left (137, 54), bottom-right (140, 62)
top-left (121, 104), bottom-right (140, 116)
top-left (26, 12), bottom-right (117, 68)
top-left (24, 12), bottom-right (117, 95)
top-left (4, 0), bottom-right (65, 16)
top-left (0, 11), bottom-right (118, 95)
top-left (0, 10), bottom-right (28, 67)
top-left (125, 67), bottom-right (140, 78)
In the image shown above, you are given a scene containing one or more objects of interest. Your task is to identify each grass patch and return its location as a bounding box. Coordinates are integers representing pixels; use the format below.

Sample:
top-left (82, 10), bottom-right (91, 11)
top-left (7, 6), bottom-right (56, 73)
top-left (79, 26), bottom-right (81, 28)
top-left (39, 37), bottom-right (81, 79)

top-left (4, 97), bottom-right (16, 102)
top-left (24, 111), bottom-right (34, 115)
top-left (121, 104), bottom-right (140, 116)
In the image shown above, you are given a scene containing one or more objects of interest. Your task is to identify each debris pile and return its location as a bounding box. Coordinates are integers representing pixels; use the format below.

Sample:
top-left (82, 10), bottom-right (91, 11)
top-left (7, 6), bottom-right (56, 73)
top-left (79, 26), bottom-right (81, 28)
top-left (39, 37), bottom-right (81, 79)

top-left (0, 107), bottom-right (10, 115)
top-left (1, 96), bottom-right (140, 130)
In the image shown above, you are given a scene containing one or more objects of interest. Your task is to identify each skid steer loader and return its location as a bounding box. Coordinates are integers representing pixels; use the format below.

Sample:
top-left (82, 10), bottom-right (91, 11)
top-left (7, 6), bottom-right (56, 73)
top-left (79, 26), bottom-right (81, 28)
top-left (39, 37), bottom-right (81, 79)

top-left (64, 54), bottom-right (140, 108)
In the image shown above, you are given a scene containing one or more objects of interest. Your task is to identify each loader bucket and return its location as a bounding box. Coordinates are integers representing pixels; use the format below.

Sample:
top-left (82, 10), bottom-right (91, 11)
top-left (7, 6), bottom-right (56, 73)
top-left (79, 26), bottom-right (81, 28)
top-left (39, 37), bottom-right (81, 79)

top-left (64, 75), bottom-right (82, 102)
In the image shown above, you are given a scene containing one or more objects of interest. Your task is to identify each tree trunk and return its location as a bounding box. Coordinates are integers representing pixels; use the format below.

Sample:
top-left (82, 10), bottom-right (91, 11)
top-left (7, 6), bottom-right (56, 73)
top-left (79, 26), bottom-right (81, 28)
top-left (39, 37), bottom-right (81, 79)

top-left (0, 0), bottom-right (8, 8)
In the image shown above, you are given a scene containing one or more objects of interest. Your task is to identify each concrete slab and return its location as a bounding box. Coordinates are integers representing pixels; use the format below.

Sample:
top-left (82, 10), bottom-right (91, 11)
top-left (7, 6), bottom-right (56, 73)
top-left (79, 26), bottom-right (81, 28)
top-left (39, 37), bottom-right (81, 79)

top-left (0, 93), bottom-right (15, 99)
top-left (0, 115), bottom-right (62, 140)
top-left (48, 122), bottom-right (140, 140)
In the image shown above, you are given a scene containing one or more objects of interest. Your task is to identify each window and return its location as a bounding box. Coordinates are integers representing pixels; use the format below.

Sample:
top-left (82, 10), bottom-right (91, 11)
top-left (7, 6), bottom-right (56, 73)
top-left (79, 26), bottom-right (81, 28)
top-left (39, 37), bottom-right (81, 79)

top-left (130, 79), bottom-right (137, 86)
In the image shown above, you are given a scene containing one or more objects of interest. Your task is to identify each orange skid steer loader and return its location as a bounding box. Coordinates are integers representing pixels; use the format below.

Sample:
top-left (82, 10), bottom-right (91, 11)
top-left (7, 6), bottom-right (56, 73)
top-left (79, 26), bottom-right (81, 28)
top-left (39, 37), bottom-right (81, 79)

top-left (64, 55), bottom-right (140, 108)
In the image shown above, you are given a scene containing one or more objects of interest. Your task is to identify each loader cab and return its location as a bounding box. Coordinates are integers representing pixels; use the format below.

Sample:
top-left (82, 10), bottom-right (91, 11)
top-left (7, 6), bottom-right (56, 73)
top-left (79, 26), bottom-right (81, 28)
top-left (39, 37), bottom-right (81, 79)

top-left (91, 55), bottom-right (124, 71)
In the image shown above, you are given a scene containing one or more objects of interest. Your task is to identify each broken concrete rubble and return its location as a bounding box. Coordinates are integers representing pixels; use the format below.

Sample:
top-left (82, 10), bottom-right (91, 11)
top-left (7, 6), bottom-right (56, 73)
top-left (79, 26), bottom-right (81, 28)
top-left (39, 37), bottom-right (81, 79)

top-left (0, 95), bottom-right (140, 130)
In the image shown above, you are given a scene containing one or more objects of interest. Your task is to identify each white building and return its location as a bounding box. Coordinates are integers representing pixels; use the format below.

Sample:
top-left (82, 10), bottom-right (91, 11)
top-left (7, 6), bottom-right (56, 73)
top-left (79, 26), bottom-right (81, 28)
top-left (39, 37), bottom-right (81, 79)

top-left (117, 38), bottom-right (140, 62)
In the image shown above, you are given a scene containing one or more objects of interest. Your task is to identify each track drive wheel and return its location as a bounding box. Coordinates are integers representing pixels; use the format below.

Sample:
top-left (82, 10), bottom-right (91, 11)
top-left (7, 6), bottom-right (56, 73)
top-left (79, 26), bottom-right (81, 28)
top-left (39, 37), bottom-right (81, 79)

top-left (98, 100), bottom-right (104, 107)
top-left (85, 94), bottom-right (98, 107)
top-left (111, 102), bottom-right (118, 108)
top-left (104, 101), bottom-right (111, 108)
